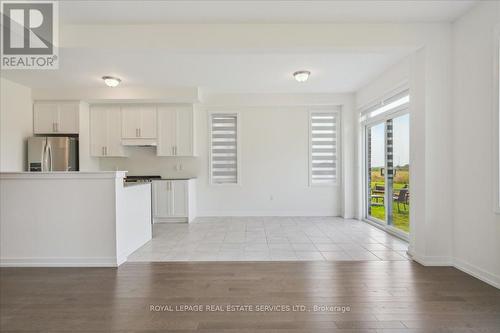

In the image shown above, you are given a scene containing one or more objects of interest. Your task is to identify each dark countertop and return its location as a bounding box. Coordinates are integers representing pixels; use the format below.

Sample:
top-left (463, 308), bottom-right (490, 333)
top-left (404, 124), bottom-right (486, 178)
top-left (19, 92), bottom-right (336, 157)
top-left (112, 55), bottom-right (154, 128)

top-left (155, 177), bottom-right (197, 181)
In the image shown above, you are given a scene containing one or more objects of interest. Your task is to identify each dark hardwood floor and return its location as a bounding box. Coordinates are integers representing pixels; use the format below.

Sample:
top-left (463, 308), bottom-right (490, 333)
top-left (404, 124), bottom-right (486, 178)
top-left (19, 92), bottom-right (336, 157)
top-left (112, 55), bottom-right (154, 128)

top-left (1, 261), bottom-right (499, 332)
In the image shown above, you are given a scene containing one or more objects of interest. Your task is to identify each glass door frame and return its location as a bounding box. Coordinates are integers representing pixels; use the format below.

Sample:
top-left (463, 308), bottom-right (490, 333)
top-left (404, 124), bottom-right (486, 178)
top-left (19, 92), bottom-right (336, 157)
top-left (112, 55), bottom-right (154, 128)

top-left (362, 106), bottom-right (410, 240)
top-left (365, 119), bottom-right (388, 225)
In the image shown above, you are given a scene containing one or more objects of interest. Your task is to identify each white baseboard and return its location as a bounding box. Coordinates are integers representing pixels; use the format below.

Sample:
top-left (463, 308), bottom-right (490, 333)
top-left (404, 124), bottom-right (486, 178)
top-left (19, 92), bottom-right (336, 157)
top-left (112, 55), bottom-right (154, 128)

top-left (409, 252), bottom-right (452, 266)
top-left (154, 217), bottom-right (188, 223)
top-left (0, 257), bottom-right (119, 267)
top-left (453, 258), bottom-right (500, 289)
top-left (197, 211), bottom-right (339, 217)
top-left (116, 255), bottom-right (127, 267)
top-left (408, 251), bottom-right (499, 289)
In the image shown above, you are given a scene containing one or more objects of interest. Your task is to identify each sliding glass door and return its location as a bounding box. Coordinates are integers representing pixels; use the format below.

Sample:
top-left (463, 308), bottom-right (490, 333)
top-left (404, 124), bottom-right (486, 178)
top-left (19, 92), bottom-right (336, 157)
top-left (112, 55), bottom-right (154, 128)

top-left (367, 122), bottom-right (386, 223)
top-left (391, 114), bottom-right (410, 233)
top-left (363, 91), bottom-right (410, 237)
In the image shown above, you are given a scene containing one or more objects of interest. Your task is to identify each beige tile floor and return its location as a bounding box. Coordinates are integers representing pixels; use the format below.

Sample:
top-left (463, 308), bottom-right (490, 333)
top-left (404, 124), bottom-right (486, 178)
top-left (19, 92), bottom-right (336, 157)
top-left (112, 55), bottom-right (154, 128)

top-left (127, 217), bottom-right (410, 262)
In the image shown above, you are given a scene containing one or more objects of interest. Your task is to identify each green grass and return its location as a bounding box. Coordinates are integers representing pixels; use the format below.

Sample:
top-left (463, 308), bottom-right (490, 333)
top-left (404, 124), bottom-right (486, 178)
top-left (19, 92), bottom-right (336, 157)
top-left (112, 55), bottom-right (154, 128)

top-left (370, 204), bottom-right (409, 233)
top-left (369, 170), bottom-right (410, 233)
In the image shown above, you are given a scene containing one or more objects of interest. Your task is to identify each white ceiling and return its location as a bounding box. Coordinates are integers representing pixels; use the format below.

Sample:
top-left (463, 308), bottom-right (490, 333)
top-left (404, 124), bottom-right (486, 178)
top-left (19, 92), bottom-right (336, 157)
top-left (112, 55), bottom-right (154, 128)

top-left (60, 0), bottom-right (478, 24)
top-left (2, 1), bottom-right (477, 94)
top-left (1, 48), bottom-right (411, 94)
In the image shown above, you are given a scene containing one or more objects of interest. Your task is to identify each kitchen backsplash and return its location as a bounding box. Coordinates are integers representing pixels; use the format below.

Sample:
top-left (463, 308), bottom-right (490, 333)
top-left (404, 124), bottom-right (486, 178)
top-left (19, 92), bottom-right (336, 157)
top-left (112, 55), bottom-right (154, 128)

top-left (98, 146), bottom-right (200, 178)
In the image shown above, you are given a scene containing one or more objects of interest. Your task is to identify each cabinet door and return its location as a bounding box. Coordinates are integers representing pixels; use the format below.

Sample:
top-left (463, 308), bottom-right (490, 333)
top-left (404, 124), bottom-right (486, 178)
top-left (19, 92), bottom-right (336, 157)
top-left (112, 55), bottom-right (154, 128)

top-left (34, 103), bottom-right (59, 134)
top-left (121, 105), bottom-right (141, 138)
top-left (140, 105), bottom-right (157, 138)
top-left (89, 106), bottom-right (107, 157)
top-left (105, 106), bottom-right (126, 157)
top-left (153, 181), bottom-right (172, 218)
top-left (171, 180), bottom-right (188, 217)
top-left (57, 103), bottom-right (79, 134)
top-left (176, 107), bottom-right (193, 156)
top-left (156, 106), bottom-right (176, 156)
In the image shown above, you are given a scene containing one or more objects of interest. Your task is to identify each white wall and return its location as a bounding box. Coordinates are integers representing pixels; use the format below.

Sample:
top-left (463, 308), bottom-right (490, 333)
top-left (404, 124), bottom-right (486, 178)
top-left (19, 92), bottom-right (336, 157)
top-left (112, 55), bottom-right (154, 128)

top-left (194, 93), bottom-right (353, 217)
top-left (99, 93), bottom-right (355, 217)
top-left (32, 86), bottom-right (199, 103)
top-left (353, 1), bottom-right (500, 288)
top-left (356, 27), bottom-right (455, 266)
top-left (197, 106), bottom-right (339, 216)
top-left (99, 147), bottom-right (200, 178)
top-left (0, 78), bottom-right (32, 171)
top-left (452, 1), bottom-right (500, 288)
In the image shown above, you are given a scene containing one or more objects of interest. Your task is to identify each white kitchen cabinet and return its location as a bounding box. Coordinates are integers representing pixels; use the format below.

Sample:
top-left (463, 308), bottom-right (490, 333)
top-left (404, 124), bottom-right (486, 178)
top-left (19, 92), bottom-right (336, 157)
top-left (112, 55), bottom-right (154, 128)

top-left (172, 180), bottom-right (188, 217)
top-left (121, 105), bottom-right (157, 139)
top-left (152, 179), bottom-right (196, 223)
top-left (34, 102), bottom-right (79, 134)
top-left (121, 105), bottom-right (141, 139)
top-left (140, 105), bottom-right (157, 138)
top-left (90, 105), bottom-right (126, 157)
top-left (157, 105), bottom-right (195, 156)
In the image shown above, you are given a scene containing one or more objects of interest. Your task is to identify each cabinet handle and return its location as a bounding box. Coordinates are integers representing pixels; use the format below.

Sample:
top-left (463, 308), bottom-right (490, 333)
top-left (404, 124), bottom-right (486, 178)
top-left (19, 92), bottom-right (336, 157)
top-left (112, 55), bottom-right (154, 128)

top-left (105, 146), bottom-right (107, 156)
top-left (139, 128), bottom-right (141, 137)
top-left (56, 123), bottom-right (58, 132)
top-left (52, 122), bottom-right (56, 132)
top-left (102, 147), bottom-right (105, 156)
top-left (174, 146), bottom-right (177, 156)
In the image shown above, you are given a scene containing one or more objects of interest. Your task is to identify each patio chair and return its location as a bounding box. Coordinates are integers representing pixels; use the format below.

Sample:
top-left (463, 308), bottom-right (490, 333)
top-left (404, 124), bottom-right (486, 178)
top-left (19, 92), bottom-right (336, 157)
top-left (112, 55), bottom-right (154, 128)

top-left (393, 188), bottom-right (409, 212)
top-left (371, 184), bottom-right (385, 204)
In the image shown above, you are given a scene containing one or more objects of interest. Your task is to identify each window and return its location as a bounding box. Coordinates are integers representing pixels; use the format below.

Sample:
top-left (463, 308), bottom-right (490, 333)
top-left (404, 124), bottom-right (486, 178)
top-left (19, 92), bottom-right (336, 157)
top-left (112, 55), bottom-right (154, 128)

top-left (209, 113), bottom-right (239, 184)
top-left (361, 87), bottom-right (411, 237)
top-left (360, 89), bottom-right (410, 123)
top-left (309, 111), bottom-right (338, 185)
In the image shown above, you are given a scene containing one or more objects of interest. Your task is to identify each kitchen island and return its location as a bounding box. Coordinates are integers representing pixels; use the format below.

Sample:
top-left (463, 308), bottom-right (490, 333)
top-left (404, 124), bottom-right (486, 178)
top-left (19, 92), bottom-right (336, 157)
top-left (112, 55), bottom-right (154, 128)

top-left (0, 171), bottom-right (151, 267)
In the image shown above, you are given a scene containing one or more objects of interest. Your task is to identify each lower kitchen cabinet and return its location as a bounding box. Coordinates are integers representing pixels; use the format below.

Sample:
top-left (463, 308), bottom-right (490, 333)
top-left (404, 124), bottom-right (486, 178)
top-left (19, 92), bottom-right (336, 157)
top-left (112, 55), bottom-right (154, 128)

top-left (152, 179), bottom-right (196, 223)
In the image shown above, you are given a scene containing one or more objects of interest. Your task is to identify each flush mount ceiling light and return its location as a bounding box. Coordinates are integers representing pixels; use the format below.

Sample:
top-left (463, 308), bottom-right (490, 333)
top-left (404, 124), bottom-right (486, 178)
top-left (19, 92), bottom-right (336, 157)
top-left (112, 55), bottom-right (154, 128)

top-left (293, 70), bottom-right (310, 82)
top-left (102, 76), bottom-right (121, 87)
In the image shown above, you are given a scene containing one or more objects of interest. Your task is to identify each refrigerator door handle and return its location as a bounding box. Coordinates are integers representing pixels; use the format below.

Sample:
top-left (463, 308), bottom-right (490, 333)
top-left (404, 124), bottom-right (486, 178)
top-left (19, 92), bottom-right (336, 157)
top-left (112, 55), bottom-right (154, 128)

top-left (47, 143), bottom-right (53, 171)
top-left (42, 141), bottom-right (48, 171)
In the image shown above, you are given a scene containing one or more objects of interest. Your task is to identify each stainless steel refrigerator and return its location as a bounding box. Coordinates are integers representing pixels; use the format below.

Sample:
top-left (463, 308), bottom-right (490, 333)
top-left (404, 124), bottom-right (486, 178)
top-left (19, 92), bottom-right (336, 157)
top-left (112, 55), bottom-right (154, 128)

top-left (28, 137), bottom-right (79, 171)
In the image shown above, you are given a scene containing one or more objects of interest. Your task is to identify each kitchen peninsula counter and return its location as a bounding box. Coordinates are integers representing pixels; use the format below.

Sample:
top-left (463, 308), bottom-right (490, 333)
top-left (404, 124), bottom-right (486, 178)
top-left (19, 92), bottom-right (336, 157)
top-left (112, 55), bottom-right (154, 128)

top-left (0, 171), bottom-right (151, 267)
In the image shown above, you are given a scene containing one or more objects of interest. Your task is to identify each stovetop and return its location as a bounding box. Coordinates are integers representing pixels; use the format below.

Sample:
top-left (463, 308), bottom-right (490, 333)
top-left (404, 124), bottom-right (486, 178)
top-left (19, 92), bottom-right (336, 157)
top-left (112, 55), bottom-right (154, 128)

top-left (124, 175), bottom-right (161, 183)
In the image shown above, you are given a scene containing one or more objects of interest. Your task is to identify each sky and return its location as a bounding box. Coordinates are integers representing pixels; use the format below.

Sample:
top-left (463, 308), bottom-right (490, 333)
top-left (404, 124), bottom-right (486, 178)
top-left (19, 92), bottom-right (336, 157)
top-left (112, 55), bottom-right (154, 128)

top-left (370, 114), bottom-right (409, 168)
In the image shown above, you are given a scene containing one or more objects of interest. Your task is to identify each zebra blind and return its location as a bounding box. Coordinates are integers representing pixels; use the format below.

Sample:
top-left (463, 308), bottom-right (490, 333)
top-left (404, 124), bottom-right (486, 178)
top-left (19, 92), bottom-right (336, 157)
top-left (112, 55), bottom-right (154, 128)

top-left (210, 113), bottom-right (238, 184)
top-left (310, 112), bottom-right (338, 185)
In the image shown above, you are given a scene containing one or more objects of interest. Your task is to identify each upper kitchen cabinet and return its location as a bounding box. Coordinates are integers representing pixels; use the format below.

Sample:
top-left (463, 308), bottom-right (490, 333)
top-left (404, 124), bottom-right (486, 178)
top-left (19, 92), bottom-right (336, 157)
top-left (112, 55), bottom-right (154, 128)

top-left (157, 105), bottom-right (196, 156)
top-left (90, 105), bottom-right (127, 157)
top-left (33, 102), bottom-right (79, 134)
top-left (121, 105), bottom-right (157, 144)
